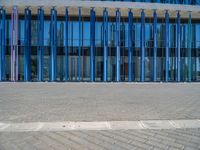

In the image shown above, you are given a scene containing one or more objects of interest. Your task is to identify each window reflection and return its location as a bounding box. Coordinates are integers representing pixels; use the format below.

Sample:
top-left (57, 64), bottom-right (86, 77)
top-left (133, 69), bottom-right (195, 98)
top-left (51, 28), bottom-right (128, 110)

top-left (3, 15), bottom-right (200, 82)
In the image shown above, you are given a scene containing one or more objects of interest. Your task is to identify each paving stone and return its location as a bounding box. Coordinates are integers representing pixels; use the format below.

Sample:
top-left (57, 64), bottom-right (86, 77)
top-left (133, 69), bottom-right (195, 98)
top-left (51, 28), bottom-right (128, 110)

top-left (184, 147), bottom-right (199, 150)
top-left (83, 131), bottom-right (132, 150)
top-left (59, 131), bottom-right (105, 150)
top-left (0, 129), bottom-right (200, 149)
top-left (145, 139), bottom-right (168, 149)
top-left (0, 83), bottom-right (200, 122)
top-left (0, 83), bottom-right (200, 149)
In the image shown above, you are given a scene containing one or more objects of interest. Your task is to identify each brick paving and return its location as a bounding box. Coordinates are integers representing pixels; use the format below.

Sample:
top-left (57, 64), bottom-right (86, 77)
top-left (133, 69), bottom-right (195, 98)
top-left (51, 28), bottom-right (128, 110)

top-left (1, 129), bottom-right (200, 150)
top-left (0, 83), bottom-right (200, 122)
top-left (0, 83), bottom-right (200, 149)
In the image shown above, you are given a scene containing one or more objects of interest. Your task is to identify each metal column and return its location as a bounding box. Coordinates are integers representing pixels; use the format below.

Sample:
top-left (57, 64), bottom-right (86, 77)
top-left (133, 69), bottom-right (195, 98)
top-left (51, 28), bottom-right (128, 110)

top-left (153, 10), bottom-right (157, 82)
top-left (103, 8), bottom-right (108, 82)
top-left (140, 10), bottom-right (145, 82)
top-left (116, 9), bottom-right (121, 82)
top-left (78, 7), bottom-right (81, 81)
top-left (128, 9), bottom-right (133, 82)
top-left (24, 7), bottom-right (31, 81)
top-left (185, 0), bottom-right (189, 4)
top-left (50, 7), bottom-right (57, 81)
top-left (165, 10), bottom-right (169, 82)
top-left (176, 11), bottom-right (181, 82)
top-left (64, 8), bottom-right (68, 81)
top-left (188, 12), bottom-right (192, 82)
top-left (11, 6), bottom-right (18, 81)
top-left (0, 8), bottom-right (6, 81)
top-left (90, 8), bottom-right (95, 82)
top-left (59, 22), bottom-right (64, 81)
top-left (37, 7), bottom-right (44, 81)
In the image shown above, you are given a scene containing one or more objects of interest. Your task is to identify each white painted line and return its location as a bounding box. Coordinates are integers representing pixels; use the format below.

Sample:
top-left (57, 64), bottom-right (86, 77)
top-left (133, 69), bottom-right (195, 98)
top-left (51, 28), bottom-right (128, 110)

top-left (0, 120), bottom-right (200, 132)
top-left (34, 122), bottom-right (44, 131)
top-left (169, 120), bottom-right (180, 128)
top-left (0, 123), bottom-right (10, 130)
top-left (141, 120), bottom-right (173, 129)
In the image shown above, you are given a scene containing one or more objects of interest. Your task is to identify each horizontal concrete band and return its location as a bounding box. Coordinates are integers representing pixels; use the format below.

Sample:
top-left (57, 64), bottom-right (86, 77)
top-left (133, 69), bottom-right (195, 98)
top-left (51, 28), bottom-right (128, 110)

top-left (1, 0), bottom-right (200, 18)
top-left (1, 120), bottom-right (200, 132)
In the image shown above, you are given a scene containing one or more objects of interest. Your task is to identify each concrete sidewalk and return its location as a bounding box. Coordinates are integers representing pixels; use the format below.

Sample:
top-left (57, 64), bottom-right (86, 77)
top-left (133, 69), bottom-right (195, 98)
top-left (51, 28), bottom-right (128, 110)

top-left (0, 82), bottom-right (200, 122)
top-left (0, 83), bottom-right (200, 149)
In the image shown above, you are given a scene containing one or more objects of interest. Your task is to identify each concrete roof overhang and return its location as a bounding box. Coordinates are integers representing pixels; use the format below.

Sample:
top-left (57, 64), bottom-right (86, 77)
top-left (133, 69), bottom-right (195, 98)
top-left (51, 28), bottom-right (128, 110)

top-left (1, 0), bottom-right (200, 19)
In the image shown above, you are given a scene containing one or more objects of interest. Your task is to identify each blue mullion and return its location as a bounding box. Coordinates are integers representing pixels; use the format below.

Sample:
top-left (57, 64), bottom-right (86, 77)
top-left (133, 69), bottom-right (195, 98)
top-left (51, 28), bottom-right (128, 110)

top-left (140, 10), bottom-right (145, 82)
top-left (24, 9), bottom-right (27, 81)
top-left (90, 8), bottom-right (95, 82)
top-left (93, 10), bottom-right (96, 81)
top-left (176, 11), bottom-right (180, 82)
top-left (116, 9), bottom-right (121, 82)
top-left (78, 8), bottom-right (81, 81)
top-left (50, 9), bottom-right (53, 81)
top-left (64, 8), bottom-right (68, 81)
top-left (28, 8), bottom-right (31, 81)
top-left (185, 0), bottom-right (189, 4)
top-left (50, 8), bottom-right (57, 81)
top-left (128, 9), bottom-right (133, 82)
top-left (188, 12), bottom-right (192, 82)
top-left (153, 10), bottom-right (157, 82)
top-left (54, 9), bottom-right (57, 81)
top-left (24, 8), bottom-right (31, 81)
top-left (11, 6), bottom-right (19, 81)
top-left (37, 8), bottom-right (44, 81)
top-left (0, 8), bottom-right (6, 81)
top-left (165, 10), bottom-right (169, 82)
top-left (1, 9), bottom-right (6, 80)
top-left (103, 8), bottom-right (108, 82)
top-left (0, 8), bottom-right (1, 81)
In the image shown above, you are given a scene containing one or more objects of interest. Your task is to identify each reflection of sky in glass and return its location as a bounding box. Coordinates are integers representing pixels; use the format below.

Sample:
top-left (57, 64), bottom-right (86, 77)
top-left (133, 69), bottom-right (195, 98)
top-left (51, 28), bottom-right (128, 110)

top-left (83, 22), bottom-right (90, 47)
top-left (19, 20), bottom-right (24, 45)
top-left (196, 25), bottom-right (200, 48)
top-left (4, 19), bottom-right (200, 49)
top-left (44, 21), bottom-right (50, 46)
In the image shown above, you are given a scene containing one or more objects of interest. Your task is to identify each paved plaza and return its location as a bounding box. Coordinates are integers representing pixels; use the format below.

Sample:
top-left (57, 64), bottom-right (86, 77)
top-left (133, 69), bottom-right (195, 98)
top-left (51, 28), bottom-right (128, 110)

top-left (0, 83), bottom-right (200, 149)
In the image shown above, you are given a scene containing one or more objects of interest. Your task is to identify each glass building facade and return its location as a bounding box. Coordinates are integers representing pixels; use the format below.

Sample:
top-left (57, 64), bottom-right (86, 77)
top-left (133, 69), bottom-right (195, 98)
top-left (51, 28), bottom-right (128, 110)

top-left (0, 1), bottom-right (200, 82)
